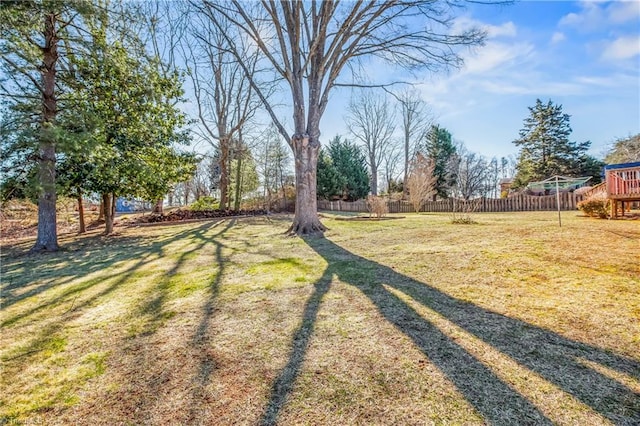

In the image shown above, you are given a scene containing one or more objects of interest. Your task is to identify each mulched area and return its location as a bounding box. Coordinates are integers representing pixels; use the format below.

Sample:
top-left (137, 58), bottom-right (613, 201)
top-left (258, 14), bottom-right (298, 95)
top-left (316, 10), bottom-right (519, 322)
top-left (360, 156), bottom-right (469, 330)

top-left (0, 209), bottom-right (269, 243)
top-left (125, 209), bottom-right (268, 224)
top-left (333, 216), bottom-right (405, 221)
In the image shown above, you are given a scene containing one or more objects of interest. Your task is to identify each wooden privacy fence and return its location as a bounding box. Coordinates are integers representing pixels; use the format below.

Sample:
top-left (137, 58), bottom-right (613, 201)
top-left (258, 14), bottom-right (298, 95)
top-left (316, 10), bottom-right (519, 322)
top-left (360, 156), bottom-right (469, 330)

top-left (318, 192), bottom-right (585, 214)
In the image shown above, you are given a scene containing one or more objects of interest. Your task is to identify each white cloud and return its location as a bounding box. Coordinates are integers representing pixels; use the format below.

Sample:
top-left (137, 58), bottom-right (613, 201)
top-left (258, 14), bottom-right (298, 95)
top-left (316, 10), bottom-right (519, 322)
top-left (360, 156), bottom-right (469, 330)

top-left (486, 21), bottom-right (517, 38)
top-left (453, 17), bottom-right (517, 39)
top-left (551, 32), bottom-right (566, 44)
top-left (602, 35), bottom-right (640, 60)
top-left (607, 0), bottom-right (640, 25)
top-left (574, 73), bottom-right (639, 88)
top-left (559, 0), bottom-right (640, 31)
top-left (461, 41), bottom-right (534, 74)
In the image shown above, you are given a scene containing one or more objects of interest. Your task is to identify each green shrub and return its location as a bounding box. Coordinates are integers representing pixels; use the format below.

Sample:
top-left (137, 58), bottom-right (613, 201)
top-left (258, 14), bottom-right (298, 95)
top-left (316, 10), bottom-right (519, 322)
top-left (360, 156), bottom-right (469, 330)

top-left (577, 195), bottom-right (610, 218)
top-left (189, 196), bottom-right (219, 211)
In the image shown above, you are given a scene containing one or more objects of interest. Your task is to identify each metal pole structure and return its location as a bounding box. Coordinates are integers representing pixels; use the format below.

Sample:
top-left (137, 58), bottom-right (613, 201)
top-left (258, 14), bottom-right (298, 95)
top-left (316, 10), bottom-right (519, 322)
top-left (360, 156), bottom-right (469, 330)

top-left (555, 176), bottom-right (561, 227)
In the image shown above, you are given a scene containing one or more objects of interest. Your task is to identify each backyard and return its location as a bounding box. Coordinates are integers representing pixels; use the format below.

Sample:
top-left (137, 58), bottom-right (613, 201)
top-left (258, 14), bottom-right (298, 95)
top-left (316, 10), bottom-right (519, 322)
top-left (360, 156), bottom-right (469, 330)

top-left (1, 212), bottom-right (639, 425)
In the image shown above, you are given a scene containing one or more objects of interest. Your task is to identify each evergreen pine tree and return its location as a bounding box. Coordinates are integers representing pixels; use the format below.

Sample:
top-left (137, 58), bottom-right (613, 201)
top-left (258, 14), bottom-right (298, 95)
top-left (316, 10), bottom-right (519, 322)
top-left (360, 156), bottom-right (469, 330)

top-left (420, 125), bottom-right (456, 199)
top-left (327, 136), bottom-right (370, 201)
top-left (512, 99), bottom-right (600, 187)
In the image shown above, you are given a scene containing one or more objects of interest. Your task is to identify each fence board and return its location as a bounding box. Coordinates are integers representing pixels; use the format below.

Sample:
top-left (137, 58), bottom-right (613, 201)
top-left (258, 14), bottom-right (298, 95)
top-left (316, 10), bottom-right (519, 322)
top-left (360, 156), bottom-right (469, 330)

top-left (317, 193), bottom-right (585, 214)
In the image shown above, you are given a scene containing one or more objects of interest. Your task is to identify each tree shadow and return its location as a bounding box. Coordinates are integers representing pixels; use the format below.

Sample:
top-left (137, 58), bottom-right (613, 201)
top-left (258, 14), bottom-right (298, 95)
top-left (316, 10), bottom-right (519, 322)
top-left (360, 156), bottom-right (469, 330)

top-left (261, 236), bottom-right (640, 425)
top-left (132, 219), bottom-right (236, 337)
top-left (0, 221), bottom-right (225, 311)
top-left (104, 219), bottom-right (238, 425)
top-left (191, 219), bottom-right (235, 382)
top-left (259, 266), bottom-right (333, 426)
top-left (1, 221), bottom-right (225, 360)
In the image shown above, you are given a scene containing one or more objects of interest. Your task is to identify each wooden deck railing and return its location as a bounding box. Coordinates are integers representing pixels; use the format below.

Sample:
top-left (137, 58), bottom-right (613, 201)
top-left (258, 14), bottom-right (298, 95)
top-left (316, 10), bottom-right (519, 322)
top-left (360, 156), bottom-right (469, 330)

top-left (582, 182), bottom-right (606, 199)
top-left (607, 169), bottom-right (640, 198)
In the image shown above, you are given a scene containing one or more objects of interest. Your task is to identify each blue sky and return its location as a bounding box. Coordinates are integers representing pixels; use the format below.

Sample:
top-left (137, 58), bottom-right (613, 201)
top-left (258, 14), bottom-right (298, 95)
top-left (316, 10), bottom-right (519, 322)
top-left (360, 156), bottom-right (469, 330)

top-left (322, 0), bottom-right (640, 160)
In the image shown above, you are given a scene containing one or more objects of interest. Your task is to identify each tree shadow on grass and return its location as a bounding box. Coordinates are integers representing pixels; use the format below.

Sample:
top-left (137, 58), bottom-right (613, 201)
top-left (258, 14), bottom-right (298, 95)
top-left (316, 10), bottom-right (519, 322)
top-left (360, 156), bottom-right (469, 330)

top-left (131, 219), bottom-right (237, 337)
top-left (1, 220), bottom-right (226, 360)
top-left (101, 219), bottom-right (238, 425)
top-left (0, 221), bottom-right (225, 312)
top-left (261, 236), bottom-right (640, 425)
top-left (259, 264), bottom-right (333, 426)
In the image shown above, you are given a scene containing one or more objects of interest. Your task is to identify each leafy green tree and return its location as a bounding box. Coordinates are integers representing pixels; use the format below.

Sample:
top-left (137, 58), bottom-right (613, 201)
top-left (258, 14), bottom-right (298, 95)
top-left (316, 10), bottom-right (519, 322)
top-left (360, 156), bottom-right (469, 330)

top-left (419, 125), bottom-right (457, 199)
top-left (327, 136), bottom-right (370, 201)
top-left (56, 152), bottom-right (94, 233)
top-left (512, 99), bottom-right (600, 187)
top-left (386, 178), bottom-right (404, 195)
top-left (605, 134), bottom-right (640, 164)
top-left (68, 18), bottom-right (194, 233)
top-left (316, 150), bottom-right (343, 200)
top-left (1, 2), bottom-right (193, 239)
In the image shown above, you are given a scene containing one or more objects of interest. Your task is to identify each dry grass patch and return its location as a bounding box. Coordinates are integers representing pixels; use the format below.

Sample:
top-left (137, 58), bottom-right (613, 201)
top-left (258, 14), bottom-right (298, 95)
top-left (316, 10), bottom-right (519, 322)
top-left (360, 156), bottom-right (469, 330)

top-left (1, 212), bottom-right (639, 425)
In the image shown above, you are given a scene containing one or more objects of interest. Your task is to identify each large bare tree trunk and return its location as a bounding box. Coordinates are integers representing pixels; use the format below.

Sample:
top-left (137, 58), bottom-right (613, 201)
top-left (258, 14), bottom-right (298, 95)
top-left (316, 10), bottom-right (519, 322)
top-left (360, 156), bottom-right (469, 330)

top-left (31, 12), bottom-right (59, 252)
top-left (370, 163), bottom-right (378, 196)
top-left (219, 135), bottom-right (230, 210)
top-left (404, 126), bottom-right (410, 197)
top-left (234, 151), bottom-right (242, 211)
top-left (200, 1), bottom-right (487, 238)
top-left (287, 135), bottom-right (326, 235)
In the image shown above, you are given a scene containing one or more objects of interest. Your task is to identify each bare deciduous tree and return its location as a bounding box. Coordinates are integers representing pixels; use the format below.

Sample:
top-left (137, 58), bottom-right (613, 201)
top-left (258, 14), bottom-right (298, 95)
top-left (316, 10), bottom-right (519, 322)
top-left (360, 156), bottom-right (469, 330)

top-left (256, 125), bottom-right (292, 211)
top-left (450, 144), bottom-right (490, 200)
top-left (381, 142), bottom-right (403, 195)
top-left (395, 90), bottom-right (432, 197)
top-left (407, 152), bottom-right (437, 212)
top-left (183, 11), bottom-right (263, 210)
top-left (198, 0), bottom-right (487, 235)
top-left (347, 92), bottom-right (397, 196)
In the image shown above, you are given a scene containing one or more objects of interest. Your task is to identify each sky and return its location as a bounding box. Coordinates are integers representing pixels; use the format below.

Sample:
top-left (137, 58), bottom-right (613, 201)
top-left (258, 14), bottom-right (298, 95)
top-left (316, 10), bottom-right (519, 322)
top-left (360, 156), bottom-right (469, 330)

top-left (321, 0), bottom-right (640, 161)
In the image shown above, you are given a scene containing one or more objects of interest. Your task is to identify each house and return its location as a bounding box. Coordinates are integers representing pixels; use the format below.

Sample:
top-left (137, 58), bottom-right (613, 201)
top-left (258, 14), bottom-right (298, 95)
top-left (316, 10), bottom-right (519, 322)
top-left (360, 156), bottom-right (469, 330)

top-left (499, 178), bottom-right (513, 197)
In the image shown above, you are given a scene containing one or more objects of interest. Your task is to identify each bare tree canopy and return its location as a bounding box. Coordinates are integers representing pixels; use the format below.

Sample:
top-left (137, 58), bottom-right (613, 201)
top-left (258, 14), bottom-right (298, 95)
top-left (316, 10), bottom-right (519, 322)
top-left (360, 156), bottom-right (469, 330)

top-left (395, 90), bottom-right (433, 196)
top-left (197, 0), bottom-right (488, 235)
top-left (347, 91), bottom-right (397, 196)
top-left (451, 145), bottom-right (490, 200)
top-left (184, 9), bottom-right (264, 209)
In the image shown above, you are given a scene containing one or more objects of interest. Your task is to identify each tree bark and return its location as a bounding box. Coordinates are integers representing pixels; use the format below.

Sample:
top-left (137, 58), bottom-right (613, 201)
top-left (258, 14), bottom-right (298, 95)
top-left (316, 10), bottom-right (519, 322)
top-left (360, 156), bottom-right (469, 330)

top-left (103, 192), bottom-right (114, 235)
top-left (370, 163), bottom-right (378, 196)
top-left (98, 199), bottom-right (104, 221)
top-left (153, 198), bottom-right (163, 214)
top-left (31, 12), bottom-right (60, 252)
top-left (404, 126), bottom-right (410, 197)
top-left (287, 135), bottom-right (326, 236)
top-left (219, 135), bottom-right (230, 210)
top-left (77, 193), bottom-right (86, 234)
top-left (233, 145), bottom-right (243, 211)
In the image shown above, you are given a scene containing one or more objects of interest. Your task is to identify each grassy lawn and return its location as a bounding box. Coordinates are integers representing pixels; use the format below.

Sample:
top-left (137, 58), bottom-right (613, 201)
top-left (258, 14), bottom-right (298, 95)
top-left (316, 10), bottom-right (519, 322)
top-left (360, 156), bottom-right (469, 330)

top-left (1, 212), bottom-right (639, 425)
